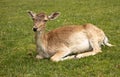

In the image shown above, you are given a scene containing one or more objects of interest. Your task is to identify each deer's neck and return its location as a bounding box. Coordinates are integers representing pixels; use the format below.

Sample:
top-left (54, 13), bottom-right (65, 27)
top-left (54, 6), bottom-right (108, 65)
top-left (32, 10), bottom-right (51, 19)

top-left (35, 30), bottom-right (48, 52)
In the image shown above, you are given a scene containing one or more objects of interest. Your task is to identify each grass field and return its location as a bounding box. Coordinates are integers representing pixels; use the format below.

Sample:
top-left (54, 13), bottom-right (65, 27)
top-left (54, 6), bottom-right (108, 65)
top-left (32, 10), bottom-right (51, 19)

top-left (0, 0), bottom-right (120, 77)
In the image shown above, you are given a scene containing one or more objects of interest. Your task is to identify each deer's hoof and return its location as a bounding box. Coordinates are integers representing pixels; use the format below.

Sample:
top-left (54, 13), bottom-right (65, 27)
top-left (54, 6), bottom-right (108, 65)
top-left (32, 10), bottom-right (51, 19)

top-left (36, 55), bottom-right (43, 59)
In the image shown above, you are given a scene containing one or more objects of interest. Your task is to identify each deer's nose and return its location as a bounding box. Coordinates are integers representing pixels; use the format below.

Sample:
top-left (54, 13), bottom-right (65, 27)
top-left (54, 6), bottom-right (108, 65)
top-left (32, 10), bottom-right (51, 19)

top-left (33, 28), bottom-right (38, 32)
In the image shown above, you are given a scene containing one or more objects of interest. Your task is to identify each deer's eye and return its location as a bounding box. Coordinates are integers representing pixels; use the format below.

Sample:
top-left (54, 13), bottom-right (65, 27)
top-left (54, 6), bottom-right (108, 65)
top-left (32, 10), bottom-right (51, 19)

top-left (43, 20), bottom-right (48, 22)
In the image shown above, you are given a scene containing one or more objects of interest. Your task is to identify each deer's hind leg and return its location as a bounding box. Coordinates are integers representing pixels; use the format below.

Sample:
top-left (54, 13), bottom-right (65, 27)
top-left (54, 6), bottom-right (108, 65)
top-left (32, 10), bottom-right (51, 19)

top-left (75, 38), bottom-right (102, 59)
top-left (60, 41), bottom-right (102, 60)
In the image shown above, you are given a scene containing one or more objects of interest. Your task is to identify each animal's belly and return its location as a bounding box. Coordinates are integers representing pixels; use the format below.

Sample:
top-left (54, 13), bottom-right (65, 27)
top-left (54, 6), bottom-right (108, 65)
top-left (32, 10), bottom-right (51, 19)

top-left (69, 39), bottom-right (91, 53)
top-left (69, 32), bottom-right (92, 53)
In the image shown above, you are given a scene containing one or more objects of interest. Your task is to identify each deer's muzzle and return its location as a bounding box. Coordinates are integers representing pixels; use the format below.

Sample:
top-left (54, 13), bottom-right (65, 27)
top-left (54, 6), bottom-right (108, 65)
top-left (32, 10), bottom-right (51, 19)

top-left (33, 28), bottom-right (38, 32)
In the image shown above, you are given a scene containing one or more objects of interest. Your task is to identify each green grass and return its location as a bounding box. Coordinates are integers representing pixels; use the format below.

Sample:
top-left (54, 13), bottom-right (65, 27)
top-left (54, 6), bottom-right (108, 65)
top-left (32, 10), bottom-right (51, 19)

top-left (0, 0), bottom-right (120, 77)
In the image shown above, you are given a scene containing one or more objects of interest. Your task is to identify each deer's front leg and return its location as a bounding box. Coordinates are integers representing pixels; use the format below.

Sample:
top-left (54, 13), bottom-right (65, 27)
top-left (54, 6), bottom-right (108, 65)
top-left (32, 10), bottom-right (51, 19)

top-left (36, 54), bottom-right (44, 59)
top-left (36, 48), bottom-right (44, 59)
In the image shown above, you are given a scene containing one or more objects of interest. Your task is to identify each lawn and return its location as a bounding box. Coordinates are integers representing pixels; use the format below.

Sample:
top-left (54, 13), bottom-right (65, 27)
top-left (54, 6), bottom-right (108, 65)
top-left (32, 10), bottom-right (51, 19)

top-left (0, 0), bottom-right (120, 77)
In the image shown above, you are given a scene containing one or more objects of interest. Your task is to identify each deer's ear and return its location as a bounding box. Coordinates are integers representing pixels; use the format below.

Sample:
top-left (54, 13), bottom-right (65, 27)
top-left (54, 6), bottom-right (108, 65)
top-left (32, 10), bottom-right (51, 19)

top-left (48, 12), bottom-right (60, 20)
top-left (28, 11), bottom-right (36, 18)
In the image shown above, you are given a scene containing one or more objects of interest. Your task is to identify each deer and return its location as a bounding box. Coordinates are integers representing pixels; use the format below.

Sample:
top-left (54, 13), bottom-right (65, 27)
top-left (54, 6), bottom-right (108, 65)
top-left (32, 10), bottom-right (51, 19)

top-left (28, 11), bottom-right (113, 62)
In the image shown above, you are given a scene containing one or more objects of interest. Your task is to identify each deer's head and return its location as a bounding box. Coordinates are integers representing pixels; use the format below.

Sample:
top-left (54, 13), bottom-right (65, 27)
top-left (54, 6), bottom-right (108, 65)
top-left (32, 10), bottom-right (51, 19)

top-left (28, 11), bottom-right (60, 32)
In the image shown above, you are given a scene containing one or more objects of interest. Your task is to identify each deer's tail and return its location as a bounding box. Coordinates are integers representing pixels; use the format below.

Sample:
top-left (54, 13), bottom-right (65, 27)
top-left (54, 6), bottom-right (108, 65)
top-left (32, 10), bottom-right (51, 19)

top-left (103, 36), bottom-right (114, 47)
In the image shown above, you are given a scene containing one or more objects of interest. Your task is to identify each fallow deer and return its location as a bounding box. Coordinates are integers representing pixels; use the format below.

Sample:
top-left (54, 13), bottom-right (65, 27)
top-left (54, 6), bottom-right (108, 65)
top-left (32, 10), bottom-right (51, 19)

top-left (28, 11), bottom-right (113, 62)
